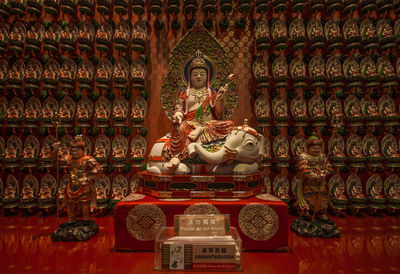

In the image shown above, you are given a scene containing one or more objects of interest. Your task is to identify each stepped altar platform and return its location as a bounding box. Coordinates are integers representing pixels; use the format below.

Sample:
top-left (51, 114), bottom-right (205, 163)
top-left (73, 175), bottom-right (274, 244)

top-left (114, 193), bottom-right (288, 251)
top-left (137, 171), bottom-right (265, 198)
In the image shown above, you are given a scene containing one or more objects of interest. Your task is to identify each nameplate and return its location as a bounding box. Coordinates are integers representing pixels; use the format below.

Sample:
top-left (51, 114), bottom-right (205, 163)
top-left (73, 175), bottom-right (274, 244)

top-left (174, 214), bottom-right (230, 236)
top-left (192, 244), bottom-right (236, 269)
top-left (161, 243), bottom-right (237, 270)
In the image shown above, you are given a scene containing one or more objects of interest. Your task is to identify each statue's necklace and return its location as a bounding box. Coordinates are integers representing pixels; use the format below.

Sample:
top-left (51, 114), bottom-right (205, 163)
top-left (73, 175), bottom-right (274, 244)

top-left (190, 87), bottom-right (208, 104)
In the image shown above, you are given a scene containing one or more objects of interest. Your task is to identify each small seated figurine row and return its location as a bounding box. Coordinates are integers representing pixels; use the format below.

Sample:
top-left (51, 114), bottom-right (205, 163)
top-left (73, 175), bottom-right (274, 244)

top-left (258, 132), bottom-right (400, 167)
top-left (0, 133), bottom-right (147, 167)
top-left (254, 91), bottom-right (399, 124)
top-left (1, 56), bottom-right (147, 94)
top-left (1, 173), bottom-right (139, 215)
top-left (0, 95), bottom-right (147, 127)
top-left (253, 54), bottom-right (400, 89)
top-left (270, 172), bottom-right (400, 215)
top-left (255, 17), bottom-right (400, 49)
top-left (329, 173), bottom-right (400, 216)
top-left (0, 20), bottom-right (148, 55)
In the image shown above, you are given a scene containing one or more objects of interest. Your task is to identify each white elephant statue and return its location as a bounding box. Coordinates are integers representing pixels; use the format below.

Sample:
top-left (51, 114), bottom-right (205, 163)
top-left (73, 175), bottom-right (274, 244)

top-left (146, 124), bottom-right (264, 175)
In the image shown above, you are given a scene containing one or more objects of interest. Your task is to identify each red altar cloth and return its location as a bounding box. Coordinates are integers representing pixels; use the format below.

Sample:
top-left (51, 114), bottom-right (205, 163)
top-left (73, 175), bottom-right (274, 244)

top-left (114, 193), bottom-right (288, 251)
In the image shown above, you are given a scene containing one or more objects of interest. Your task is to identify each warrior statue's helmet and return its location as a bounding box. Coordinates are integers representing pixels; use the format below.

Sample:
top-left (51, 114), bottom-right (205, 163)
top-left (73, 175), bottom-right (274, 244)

top-left (305, 132), bottom-right (323, 148)
top-left (70, 134), bottom-right (86, 150)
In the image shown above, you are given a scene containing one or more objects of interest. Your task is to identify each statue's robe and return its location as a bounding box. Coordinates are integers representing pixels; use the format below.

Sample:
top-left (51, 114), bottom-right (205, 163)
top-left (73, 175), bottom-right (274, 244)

top-left (164, 88), bottom-right (234, 161)
top-left (63, 156), bottom-right (102, 210)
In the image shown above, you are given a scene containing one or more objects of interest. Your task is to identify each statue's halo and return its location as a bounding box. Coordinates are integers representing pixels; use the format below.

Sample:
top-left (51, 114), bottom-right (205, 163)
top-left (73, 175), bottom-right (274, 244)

top-left (160, 22), bottom-right (238, 120)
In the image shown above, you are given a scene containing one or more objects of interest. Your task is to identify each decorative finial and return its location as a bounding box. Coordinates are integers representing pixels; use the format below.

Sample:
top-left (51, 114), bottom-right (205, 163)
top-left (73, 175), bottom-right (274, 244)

top-left (244, 119), bottom-right (248, 126)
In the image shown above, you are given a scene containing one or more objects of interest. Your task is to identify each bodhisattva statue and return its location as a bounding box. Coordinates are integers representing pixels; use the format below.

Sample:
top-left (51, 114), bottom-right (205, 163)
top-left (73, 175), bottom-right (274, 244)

top-left (165, 50), bottom-right (234, 168)
top-left (291, 133), bottom-right (341, 238)
top-left (147, 50), bottom-right (264, 175)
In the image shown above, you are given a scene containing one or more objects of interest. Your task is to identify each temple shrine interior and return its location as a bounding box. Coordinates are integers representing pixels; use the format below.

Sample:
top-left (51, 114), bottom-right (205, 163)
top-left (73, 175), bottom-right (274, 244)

top-left (1, 0), bottom-right (400, 273)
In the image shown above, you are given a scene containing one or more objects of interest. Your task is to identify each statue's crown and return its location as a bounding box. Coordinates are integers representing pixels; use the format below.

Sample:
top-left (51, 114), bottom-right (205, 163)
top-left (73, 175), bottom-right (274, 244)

top-left (189, 50), bottom-right (208, 71)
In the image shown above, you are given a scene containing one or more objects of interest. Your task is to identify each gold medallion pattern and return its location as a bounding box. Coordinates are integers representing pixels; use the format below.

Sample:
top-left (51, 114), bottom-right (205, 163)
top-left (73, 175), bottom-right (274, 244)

top-left (121, 193), bottom-right (146, 202)
top-left (256, 194), bottom-right (282, 202)
top-left (184, 203), bottom-right (220, 215)
top-left (126, 204), bottom-right (166, 241)
top-left (238, 203), bottom-right (279, 241)
top-left (159, 198), bottom-right (190, 202)
top-left (211, 198), bottom-right (240, 202)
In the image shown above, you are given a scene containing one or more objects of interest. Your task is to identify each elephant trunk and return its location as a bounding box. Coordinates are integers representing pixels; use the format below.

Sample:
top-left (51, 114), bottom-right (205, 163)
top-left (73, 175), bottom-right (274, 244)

top-left (189, 143), bottom-right (227, 164)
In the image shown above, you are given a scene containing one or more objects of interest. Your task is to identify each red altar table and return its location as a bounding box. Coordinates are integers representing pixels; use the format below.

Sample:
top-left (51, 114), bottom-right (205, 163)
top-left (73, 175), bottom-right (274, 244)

top-left (114, 193), bottom-right (288, 251)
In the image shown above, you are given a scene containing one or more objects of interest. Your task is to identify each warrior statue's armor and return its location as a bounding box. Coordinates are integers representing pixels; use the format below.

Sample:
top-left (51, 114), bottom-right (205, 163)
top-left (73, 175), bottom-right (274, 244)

top-left (65, 155), bottom-right (102, 212)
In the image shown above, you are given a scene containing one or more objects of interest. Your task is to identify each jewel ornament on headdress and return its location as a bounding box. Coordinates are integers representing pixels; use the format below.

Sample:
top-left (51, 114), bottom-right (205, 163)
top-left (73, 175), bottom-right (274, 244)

top-left (189, 50), bottom-right (208, 71)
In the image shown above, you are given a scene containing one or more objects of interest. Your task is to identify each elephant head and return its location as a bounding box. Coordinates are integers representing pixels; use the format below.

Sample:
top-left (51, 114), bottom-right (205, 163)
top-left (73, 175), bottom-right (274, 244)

top-left (187, 125), bottom-right (264, 165)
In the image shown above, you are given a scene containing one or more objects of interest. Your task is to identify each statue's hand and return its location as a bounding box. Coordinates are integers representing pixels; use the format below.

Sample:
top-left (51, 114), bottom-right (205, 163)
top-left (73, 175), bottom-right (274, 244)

top-left (218, 86), bottom-right (227, 94)
top-left (216, 74), bottom-right (234, 101)
top-left (172, 112), bottom-right (183, 125)
top-left (90, 202), bottom-right (97, 212)
top-left (299, 199), bottom-right (309, 211)
top-left (216, 86), bottom-right (227, 101)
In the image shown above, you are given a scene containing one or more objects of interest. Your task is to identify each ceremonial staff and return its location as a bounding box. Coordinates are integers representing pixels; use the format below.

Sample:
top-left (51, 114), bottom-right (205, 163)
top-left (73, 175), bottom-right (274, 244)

top-left (52, 112), bottom-right (61, 227)
top-left (311, 113), bottom-right (342, 221)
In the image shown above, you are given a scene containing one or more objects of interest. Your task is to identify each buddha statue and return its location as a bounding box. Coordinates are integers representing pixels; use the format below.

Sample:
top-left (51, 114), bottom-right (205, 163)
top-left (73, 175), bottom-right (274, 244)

top-left (21, 183), bottom-right (34, 199)
top-left (96, 183), bottom-right (107, 200)
top-left (4, 183), bottom-right (17, 199)
top-left (22, 143), bottom-right (35, 159)
top-left (39, 184), bottom-right (52, 199)
top-left (94, 144), bottom-right (106, 158)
